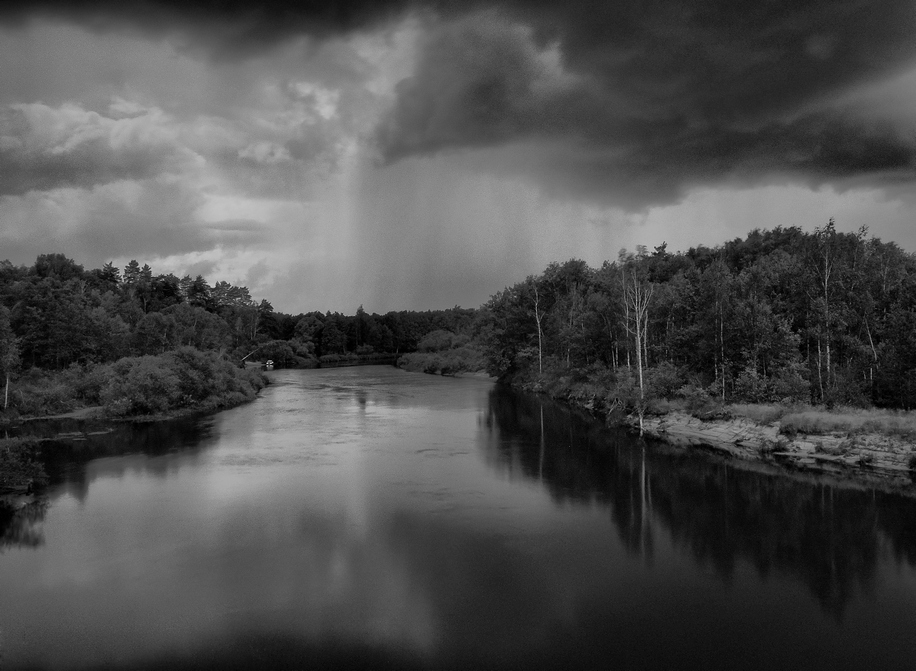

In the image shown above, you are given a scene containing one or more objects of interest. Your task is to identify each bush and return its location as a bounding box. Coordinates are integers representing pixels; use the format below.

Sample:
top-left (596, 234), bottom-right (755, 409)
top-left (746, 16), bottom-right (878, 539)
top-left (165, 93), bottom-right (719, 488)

top-left (100, 356), bottom-right (183, 416)
top-left (646, 361), bottom-right (684, 399)
top-left (733, 364), bottom-right (810, 405)
top-left (769, 364), bottom-right (810, 403)
top-left (734, 367), bottom-right (768, 403)
top-left (99, 348), bottom-right (266, 418)
top-left (677, 384), bottom-right (728, 420)
top-left (398, 345), bottom-right (486, 376)
top-left (822, 369), bottom-right (869, 408)
top-left (68, 364), bottom-right (111, 405)
top-left (606, 370), bottom-right (641, 412)
top-left (417, 330), bottom-right (455, 353)
top-left (8, 368), bottom-right (78, 416)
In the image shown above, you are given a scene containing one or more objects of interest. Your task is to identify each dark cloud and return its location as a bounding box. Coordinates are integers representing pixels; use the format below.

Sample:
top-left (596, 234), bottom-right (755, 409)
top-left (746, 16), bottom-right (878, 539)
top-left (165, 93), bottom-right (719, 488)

top-left (0, 141), bottom-right (176, 197)
top-left (0, 0), bottom-right (417, 59)
top-left (376, 0), bottom-right (916, 208)
top-left (3, 0), bottom-right (916, 210)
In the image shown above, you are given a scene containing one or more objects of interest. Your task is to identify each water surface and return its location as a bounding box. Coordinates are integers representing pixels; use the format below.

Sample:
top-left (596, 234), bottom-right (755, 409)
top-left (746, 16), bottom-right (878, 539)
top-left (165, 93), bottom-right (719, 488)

top-left (2, 367), bottom-right (916, 669)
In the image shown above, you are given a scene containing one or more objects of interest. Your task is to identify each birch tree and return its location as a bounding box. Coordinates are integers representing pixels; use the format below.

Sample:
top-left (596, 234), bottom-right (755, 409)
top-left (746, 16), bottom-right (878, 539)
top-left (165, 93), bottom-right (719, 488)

top-left (0, 306), bottom-right (20, 410)
top-left (623, 267), bottom-right (653, 433)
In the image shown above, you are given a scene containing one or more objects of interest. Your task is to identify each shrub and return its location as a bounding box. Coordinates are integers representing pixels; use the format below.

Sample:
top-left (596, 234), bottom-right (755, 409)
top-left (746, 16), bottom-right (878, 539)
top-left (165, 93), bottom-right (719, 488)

top-left (605, 370), bottom-right (642, 414)
top-left (734, 367), bottom-right (768, 403)
top-left (398, 345), bottom-right (486, 376)
top-left (69, 364), bottom-right (111, 405)
top-left (417, 330), bottom-right (455, 353)
top-left (677, 384), bottom-right (726, 419)
top-left (769, 364), bottom-right (810, 403)
top-left (646, 361), bottom-right (684, 399)
top-left (97, 348), bottom-right (266, 418)
top-left (9, 368), bottom-right (78, 416)
top-left (100, 356), bottom-right (183, 416)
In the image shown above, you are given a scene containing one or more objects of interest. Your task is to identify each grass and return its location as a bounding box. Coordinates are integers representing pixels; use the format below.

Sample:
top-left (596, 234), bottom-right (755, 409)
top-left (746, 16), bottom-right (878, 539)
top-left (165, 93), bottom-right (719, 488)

top-left (726, 402), bottom-right (916, 440)
top-left (727, 403), bottom-right (787, 424)
top-left (778, 407), bottom-right (916, 439)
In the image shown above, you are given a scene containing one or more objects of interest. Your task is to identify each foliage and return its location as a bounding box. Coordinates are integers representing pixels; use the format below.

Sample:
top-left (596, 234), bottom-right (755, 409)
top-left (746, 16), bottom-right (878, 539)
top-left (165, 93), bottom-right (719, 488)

top-left (99, 348), bottom-right (267, 418)
top-left (3, 223), bottom-right (916, 422)
top-left (397, 342), bottom-right (486, 376)
top-left (417, 329), bottom-right (458, 352)
top-left (476, 226), bottom-right (916, 413)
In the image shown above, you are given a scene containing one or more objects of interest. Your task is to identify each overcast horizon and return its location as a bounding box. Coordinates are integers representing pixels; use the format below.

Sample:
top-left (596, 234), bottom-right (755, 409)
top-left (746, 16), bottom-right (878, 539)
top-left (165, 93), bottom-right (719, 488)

top-left (2, 0), bottom-right (915, 314)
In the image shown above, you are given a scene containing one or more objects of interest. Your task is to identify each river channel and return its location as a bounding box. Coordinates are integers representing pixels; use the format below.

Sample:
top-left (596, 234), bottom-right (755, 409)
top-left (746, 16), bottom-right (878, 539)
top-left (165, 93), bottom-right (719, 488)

top-left (2, 366), bottom-right (916, 669)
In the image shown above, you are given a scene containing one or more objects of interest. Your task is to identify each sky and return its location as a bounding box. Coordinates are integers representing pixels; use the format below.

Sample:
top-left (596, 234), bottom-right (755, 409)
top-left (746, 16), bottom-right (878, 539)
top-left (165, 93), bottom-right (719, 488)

top-left (1, 0), bottom-right (915, 314)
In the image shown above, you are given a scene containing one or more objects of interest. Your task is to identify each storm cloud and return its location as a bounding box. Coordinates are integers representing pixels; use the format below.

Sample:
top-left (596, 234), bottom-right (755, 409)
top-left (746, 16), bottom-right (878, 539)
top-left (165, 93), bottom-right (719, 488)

top-left (3, 0), bottom-right (916, 208)
top-left (376, 0), bottom-right (916, 207)
top-left (1, 0), bottom-right (915, 312)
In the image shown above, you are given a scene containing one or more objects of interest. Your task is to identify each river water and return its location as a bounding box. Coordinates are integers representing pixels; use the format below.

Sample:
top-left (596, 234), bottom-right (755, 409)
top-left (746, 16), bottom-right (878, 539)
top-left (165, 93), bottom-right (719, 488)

top-left (2, 367), bottom-right (916, 670)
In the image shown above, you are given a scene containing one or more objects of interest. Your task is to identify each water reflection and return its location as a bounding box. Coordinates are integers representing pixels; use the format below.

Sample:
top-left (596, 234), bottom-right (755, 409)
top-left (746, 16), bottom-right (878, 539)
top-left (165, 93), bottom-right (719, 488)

top-left (2, 369), bottom-right (916, 670)
top-left (24, 418), bottom-right (215, 502)
top-left (0, 498), bottom-right (49, 552)
top-left (483, 385), bottom-right (916, 617)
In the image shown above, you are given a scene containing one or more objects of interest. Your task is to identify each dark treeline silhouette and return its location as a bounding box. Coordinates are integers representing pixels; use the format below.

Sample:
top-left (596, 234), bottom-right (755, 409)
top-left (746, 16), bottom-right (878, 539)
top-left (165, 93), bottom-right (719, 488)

top-left (3, 221), bottom-right (915, 416)
top-left (0, 253), bottom-right (477, 417)
top-left (0, 253), bottom-right (477, 371)
top-left (479, 222), bottom-right (916, 409)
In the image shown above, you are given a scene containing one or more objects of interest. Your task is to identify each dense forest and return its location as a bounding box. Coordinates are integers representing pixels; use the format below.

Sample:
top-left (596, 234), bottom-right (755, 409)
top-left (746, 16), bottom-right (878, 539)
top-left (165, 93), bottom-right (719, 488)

top-left (0, 252), bottom-right (477, 418)
top-left (478, 222), bottom-right (916, 410)
top-left (1, 221), bottom-right (916, 422)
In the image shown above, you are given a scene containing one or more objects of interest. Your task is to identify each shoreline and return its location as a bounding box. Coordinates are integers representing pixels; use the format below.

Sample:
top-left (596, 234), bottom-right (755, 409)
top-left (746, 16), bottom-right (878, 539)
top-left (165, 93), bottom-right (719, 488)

top-left (6, 384), bottom-right (268, 437)
top-left (637, 411), bottom-right (916, 492)
top-left (497, 375), bottom-right (916, 493)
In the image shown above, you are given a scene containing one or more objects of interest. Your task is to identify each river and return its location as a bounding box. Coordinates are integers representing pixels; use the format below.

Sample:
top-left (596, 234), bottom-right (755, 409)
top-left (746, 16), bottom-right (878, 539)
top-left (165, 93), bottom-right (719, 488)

top-left (2, 367), bottom-right (916, 669)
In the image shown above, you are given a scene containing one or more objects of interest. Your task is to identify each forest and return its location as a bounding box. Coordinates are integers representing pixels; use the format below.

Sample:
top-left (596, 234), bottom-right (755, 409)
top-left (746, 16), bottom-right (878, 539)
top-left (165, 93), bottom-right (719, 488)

top-left (1, 221), bottom-right (915, 424)
top-left (477, 222), bottom-right (916, 412)
top-left (0, 252), bottom-right (477, 419)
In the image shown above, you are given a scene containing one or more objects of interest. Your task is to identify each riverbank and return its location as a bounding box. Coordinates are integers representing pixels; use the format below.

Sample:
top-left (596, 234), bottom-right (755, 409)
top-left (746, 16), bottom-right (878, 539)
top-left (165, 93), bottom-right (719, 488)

top-left (497, 371), bottom-right (916, 490)
top-left (638, 410), bottom-right (916, 489)
top-left (1, 347), bottom-right (268, 426)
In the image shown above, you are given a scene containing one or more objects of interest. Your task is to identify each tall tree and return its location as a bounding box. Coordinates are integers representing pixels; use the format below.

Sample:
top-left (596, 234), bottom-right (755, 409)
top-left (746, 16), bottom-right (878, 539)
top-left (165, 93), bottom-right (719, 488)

top-left (623, 266), bottom-right (653, 433)
top-left (0, 306), bottom-right (20, 409)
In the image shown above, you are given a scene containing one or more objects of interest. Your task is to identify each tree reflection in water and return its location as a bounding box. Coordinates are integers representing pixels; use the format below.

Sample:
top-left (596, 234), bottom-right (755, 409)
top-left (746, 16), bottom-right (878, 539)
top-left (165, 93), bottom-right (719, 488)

top-left (0, 416), bottom-right (214, 552)
top-left (483, 386), bottom-right (916, 618)
top-left (0, 498), bottom-right (49, 552)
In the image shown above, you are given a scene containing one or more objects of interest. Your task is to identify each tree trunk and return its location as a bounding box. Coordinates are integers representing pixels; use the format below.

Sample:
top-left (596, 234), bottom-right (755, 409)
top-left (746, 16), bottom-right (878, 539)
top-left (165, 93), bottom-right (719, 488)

top-left (625, 273), bottom-right (653, 435)
top-left (533, 285), bottom-right (543, 375)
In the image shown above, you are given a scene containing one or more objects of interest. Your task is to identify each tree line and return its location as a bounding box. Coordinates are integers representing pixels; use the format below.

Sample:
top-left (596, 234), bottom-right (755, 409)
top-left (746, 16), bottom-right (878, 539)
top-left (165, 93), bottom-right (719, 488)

top-left (0, 252), bottom-right (478, 416)
top-left (2, 221), bottom-right (914, 417)
top-left (478, 223), bottom-right (916, 411)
